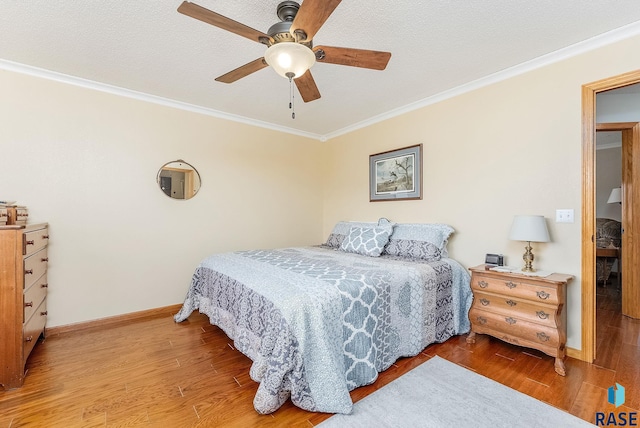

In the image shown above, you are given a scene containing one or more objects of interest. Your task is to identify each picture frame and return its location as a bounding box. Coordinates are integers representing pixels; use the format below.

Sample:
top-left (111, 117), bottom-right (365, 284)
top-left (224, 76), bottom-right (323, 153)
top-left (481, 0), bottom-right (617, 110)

top-left (369, 144), bottom-right (422, 202)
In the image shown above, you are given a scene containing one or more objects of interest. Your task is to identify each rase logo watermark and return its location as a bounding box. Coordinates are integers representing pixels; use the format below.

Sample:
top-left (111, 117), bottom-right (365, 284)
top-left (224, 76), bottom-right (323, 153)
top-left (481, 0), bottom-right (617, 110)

top-left (595, 383), bottom-right (638, 426)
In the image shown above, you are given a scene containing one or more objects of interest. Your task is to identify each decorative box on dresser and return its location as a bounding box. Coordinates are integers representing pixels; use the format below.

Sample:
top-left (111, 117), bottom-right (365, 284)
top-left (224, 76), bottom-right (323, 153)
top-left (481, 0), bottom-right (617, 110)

top-left (466, 264), bottom-right (573, 375)
top-left (0, 223), bottom-right (49, 389)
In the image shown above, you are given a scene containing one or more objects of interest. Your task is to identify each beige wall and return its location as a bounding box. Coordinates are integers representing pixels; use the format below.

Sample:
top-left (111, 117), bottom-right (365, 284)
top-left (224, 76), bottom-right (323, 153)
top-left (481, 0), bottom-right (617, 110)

top-left (0, 71), bottom-right (324, 327)
top-left (322, 34), bottom-right (640, 350)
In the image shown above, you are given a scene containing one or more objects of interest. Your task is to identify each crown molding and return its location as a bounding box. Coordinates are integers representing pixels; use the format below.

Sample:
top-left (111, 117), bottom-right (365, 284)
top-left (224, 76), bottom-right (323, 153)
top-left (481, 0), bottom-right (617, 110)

top-left (0, 59), bottom-right (324, 142)
top-left (324, 20), bottom-right (640, 141)
top-left (2, 19), bottom-right (640, 143)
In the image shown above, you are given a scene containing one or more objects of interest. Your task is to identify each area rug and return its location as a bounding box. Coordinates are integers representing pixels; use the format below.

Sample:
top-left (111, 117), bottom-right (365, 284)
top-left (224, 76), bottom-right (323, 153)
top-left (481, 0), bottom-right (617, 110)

top-left (317, 356), bottom-right (594, 427)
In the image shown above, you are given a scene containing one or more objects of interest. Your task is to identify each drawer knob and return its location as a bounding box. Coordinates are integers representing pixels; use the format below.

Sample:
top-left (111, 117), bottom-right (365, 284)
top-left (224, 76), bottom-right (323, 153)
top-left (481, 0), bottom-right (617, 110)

top-left (505, 299), bottom-right (517, 307)
top-left (41, 257), bottom-right (49, 262)
top-left (505, 281), bottom-right (517, 289)
top-left (25, 269), bottom-right (33, 275)
top-left (25, 336), bottom-right (33, 343)
top-left (41, 283), bottom-right (49, 288)
top-left (26, 240), bottom-right (35, 246)
top-left (478, 280), bottom-right (488, 289)
top-left (537, 332), bottom-right (550, 342)
top-left (536, 291), bottom-right (550, 300)
top-left (479, 298), bottom-right (490, 306)
top-left (476, 316), bottom-right (487, 325)
top-left (537, 310), bottom-right (549, 320)
top-left (42, 234), bottom-right (49, 239)
top-left (40, 311), bottom-right (48, 316)
top-left (25, 301), bottom-right (33, 307)
top-left (505, 317), bottom-right (517, 325)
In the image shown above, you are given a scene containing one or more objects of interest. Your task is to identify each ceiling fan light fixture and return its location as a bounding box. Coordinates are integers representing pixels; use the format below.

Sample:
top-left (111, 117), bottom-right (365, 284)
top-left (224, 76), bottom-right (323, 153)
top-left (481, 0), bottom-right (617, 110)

top-left (264, 42), bottom-right (316, 79)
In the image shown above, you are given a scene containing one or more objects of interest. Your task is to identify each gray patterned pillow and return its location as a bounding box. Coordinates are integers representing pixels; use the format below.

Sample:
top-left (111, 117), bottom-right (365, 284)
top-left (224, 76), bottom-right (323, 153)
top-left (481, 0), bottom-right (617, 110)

top-left (324, 221), bottom-right (377, 248)
top-left (340, 225), bottom-right (393, 257)
top-left (383, 239), bottom-right (442, 261)
top-left (325, 233), bottom-right (346, 249)
top-left (383, 223), bottom-right (454, 260)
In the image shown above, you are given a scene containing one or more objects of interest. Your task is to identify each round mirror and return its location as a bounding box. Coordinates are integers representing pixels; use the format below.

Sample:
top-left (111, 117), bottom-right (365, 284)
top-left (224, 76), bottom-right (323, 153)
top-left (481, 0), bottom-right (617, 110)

top-left (157, 160), bottom-right (201, 200)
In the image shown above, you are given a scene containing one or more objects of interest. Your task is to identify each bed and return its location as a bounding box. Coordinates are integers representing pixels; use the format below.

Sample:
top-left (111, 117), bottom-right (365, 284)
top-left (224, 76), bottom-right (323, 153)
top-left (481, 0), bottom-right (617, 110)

top-left (174, 220), bottom-right (473, 414)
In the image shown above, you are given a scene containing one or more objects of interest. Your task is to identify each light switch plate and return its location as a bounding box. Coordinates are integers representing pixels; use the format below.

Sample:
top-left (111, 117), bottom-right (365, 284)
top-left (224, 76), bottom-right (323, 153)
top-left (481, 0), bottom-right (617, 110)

top-left (556, 209), bottom-right (574, 223)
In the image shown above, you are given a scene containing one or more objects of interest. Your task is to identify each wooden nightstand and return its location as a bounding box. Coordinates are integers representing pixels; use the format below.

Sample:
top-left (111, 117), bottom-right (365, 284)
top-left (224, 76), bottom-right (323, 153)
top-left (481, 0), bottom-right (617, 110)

top-left (466, 264), bottom-right (573, 375)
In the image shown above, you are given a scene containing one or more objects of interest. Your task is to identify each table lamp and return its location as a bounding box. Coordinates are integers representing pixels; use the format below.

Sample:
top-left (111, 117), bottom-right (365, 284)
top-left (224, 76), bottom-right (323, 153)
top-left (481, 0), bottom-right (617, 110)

top-left (509, 215), bottom-right (550, 272)
top-left (607, 187), bottom-right (622, 204)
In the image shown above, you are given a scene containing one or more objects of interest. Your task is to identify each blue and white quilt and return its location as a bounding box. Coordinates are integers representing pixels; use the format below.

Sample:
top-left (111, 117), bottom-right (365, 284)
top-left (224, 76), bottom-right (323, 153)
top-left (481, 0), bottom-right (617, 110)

top-left (174, 246), bottom-right (472, 414)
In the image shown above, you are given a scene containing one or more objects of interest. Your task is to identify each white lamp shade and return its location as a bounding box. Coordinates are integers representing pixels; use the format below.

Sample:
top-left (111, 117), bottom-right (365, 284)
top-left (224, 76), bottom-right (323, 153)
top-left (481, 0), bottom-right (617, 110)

top-left (264, 42), bottom-right (316, 79)
top-left (607, 187), bottom-right (622, 204)
top-left (509, 215), bottom-right (550, 243)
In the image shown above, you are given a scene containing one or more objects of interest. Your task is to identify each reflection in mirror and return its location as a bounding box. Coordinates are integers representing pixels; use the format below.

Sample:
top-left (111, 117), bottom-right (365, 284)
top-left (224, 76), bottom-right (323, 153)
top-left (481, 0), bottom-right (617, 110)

top-left (157, 160), bottom-right (201, 200)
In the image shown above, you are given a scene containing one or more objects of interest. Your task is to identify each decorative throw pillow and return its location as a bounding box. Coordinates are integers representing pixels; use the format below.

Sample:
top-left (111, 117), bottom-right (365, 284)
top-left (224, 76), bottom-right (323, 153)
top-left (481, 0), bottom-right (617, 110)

top-left (339, 225), bottom-right (394, 257)
top-left (324, 221), bottom-right (378, 249)
top-left (383, 239), bottom-right (442, 261)
top-left (383, 223), bottom-right (454, 260)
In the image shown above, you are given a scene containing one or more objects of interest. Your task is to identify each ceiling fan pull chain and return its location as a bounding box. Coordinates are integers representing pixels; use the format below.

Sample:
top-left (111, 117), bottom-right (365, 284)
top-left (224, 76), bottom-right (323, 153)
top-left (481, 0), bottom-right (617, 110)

top-left (286, 72), bottom-right (296, 119)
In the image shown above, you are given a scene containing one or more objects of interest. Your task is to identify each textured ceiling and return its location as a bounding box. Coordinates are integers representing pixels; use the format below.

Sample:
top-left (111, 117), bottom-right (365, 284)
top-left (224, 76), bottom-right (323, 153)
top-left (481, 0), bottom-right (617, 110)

top-left (1, 1), bottom-right (640, 140)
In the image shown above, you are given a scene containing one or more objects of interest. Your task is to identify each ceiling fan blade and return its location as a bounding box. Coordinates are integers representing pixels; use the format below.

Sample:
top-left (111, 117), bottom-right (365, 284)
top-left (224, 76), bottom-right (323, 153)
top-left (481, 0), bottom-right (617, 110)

top-left (294, 70), bottom-right (321, 103)
top-left (313, 46), bottom-right (391, 70)
top-left (178, 1), bottom-right (273, 45)
top-left (290, 0), bottom-right (342, 42)
top-left (215, 58), bottom-right (268, 83)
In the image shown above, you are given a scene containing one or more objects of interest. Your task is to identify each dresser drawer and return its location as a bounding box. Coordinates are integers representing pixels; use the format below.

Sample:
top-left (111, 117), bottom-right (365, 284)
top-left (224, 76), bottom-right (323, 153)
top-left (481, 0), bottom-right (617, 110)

top-left (23, 299), bottom-right (47, 364)
top-left (469, 307), bottom-right (560, 347)
top-left (472, 291), bottom-right (557, 327)
top-left (24, 247), bottom-right (48, 290)
top-left (24, 275), bottom-right (48, 324)
top-left (471, 273), bottom-right (559, 305)
top-left (0, 208), bottom-right (7, 225)
top-left (23, 226), bottom-right (49, 256)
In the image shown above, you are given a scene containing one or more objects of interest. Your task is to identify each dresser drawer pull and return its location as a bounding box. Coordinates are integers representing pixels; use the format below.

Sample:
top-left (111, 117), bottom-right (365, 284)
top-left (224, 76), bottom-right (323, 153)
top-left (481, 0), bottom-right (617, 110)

top-left (26, 240), bottom-right (34, 246)
top-left (505, 299), bottom-right (517, 307)
top-left (505, 317), bottom-right (517, 325)
top-left (537, 332), bottom-right (550, 342)
top-left (40, 311), bottom-right (48, 316)
top-left (0, 212), bottom-right (7, 218)
top-left (41, 257), bottom-right (49, 262)
top-left (476, 316), bottom-right (487, 325)
top-left (41, 283), bottom-right (49, 288)
top-left (25, 269), bottom-right (33, 275)
top-left (25, 301), bottom-right (33, 307)
top-left (505, 281), bottom-right (517, 289)
top-left (478, 280), bottom-right (488, 289)
top-left (25, 336), bottom-right (33, 343)
top-left (536, 291), bottom-right (550, 300)
top-left (479, 298), bottom-right (490, 306)
top-left (536, 310), bottom-right (549, 320)
top-left (42, 234), bottom-right (49, 239)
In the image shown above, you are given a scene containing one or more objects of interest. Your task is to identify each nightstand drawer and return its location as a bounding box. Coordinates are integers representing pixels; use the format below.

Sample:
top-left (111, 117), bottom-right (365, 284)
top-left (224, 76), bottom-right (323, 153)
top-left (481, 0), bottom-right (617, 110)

top-left (471, 273), bottom-right (559, 305)
top-left (469, 308), bottom-right (560, 347)
top-left (472, 291), bottom-right (557, 327)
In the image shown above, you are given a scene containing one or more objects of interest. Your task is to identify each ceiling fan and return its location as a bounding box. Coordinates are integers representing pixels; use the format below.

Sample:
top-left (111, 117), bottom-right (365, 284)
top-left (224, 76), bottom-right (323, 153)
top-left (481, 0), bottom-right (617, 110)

top-left (177, 0), bottom-right (392, 103)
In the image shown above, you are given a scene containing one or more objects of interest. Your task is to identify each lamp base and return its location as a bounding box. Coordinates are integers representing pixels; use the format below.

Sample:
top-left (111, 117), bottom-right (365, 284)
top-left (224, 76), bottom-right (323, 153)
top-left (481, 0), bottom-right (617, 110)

top-left (522, 241), bottom-right (536, 272)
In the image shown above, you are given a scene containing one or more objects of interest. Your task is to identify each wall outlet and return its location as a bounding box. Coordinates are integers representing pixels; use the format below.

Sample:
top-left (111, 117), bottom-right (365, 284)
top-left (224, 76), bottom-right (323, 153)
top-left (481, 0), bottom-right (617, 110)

top-left (556, 209), bottom-right (574, 223)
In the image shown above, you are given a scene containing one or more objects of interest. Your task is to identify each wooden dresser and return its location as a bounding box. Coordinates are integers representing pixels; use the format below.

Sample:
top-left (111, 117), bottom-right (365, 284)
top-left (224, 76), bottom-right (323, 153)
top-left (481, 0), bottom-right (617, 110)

top-left (0, 223), bottom-right (49, 389)
top-left (466, 264), bottom-right (573, 375)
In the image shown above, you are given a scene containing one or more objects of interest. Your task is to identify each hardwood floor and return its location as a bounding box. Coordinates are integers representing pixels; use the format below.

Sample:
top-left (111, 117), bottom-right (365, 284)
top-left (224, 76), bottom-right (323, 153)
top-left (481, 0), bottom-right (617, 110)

top-left (1, 286), bottom-right (638, 427)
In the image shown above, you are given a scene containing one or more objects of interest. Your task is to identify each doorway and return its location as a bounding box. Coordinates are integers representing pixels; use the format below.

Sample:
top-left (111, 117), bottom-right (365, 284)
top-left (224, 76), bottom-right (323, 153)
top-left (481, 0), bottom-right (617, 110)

top-left (581, 70), bottom-right (640, 363)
